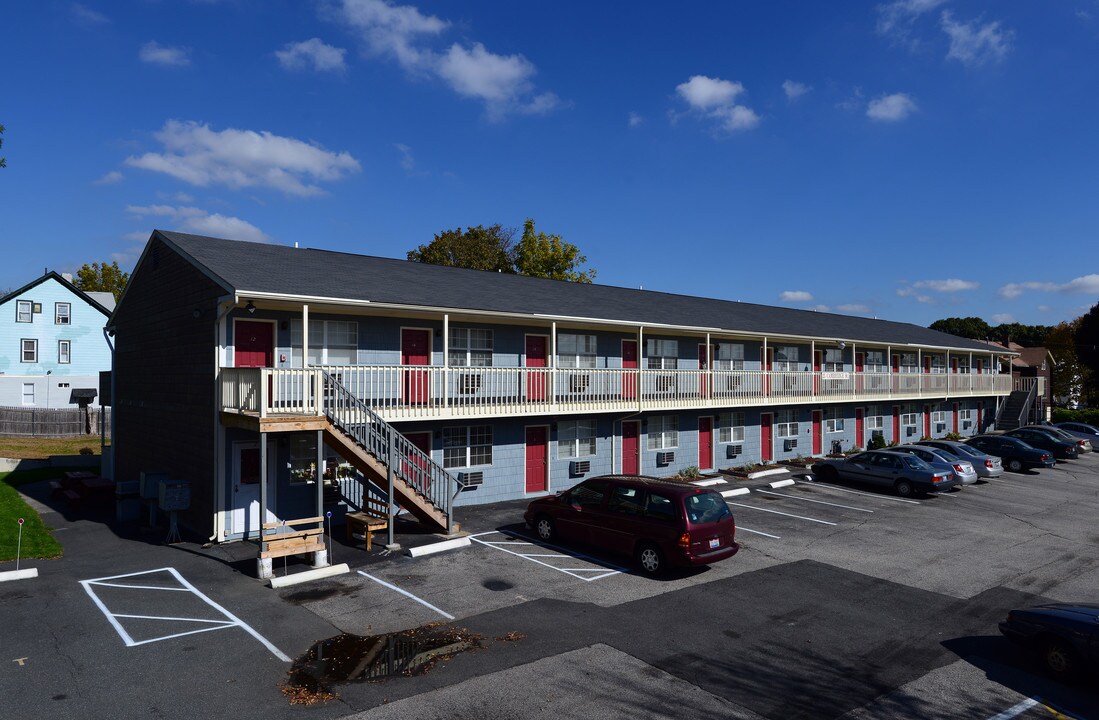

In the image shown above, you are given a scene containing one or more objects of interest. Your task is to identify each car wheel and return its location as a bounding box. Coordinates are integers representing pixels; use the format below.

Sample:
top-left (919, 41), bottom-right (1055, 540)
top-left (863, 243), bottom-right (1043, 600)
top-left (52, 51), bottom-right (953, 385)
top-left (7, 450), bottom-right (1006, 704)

top-left (894, 479), bottom-right (914, 498)
top-left (1038, 637), bottom-right (1081, 682)
top-left (635, 542), bottom-right (664, 575)
top-left (1006, 458), bottom-right (1024, 473)
top-left (816, 466), bottom-right (839, 483)
top-left (535, 516), bottom-right (555, 542)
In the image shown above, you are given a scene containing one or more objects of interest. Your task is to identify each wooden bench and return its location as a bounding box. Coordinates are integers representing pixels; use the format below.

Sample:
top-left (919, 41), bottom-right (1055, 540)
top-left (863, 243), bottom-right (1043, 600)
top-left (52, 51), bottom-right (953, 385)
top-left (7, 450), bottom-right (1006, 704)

top-left (345, 496), bottom-right (390, 552)
top-left (259, 516), bottom-right (326, 560)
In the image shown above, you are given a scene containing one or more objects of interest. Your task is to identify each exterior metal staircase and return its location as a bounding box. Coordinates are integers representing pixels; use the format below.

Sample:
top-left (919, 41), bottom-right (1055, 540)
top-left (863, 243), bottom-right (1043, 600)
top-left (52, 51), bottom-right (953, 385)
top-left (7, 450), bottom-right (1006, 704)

top-left (995, 387), bottom-right (1034, 431)
top-left (320, 371), bottom-right (463, 535)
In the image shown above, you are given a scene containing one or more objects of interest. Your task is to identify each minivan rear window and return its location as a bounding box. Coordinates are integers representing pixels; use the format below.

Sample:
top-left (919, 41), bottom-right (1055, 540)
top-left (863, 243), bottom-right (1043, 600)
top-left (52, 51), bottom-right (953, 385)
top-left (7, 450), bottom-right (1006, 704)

top-left (644, 492), bottom-right (677, 521)
top-left (684, 492), bottom-right (731, 523)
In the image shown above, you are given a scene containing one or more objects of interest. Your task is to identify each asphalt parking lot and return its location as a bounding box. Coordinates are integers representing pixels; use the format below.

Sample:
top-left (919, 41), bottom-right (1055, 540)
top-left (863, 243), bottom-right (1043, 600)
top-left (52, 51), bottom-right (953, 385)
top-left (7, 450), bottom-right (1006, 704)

top-left (3, 452), bottom-right (1098, 720)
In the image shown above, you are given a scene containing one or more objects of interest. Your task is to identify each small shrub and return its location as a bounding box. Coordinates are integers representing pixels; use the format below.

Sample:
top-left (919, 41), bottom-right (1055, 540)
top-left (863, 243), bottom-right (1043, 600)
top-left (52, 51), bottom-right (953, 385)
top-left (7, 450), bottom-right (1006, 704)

top-left (944, 432), bottom-right (963, 441)
top-left (677, 465), bottom-right (701, 479)
top-left (867, 434), bottom-right (888, 450)
top-left (79, 447), bottom-right (95, 455)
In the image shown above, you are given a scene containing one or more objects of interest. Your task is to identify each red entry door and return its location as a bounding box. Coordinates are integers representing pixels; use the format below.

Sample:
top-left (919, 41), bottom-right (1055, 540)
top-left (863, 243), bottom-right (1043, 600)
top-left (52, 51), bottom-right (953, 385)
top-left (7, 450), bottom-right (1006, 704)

top-left (855, 409), bottom-right (865, 449)
top-left (892, 405), bottom-right (901, 443)
top-left (855, 352), bottom-right (865, 393)
top-left (622, 421), bottom-right (640, 475)
top-left (762, 348), bottom-right (774, 396)
top-left (924, 356), bottom-right (932, 374)
top-left (235, 321), bottom-right (273, 368)
top-left (975, 358), bottom-right (984, 374)
top-left (622, 340), bottom-right (638, 399)
top-left (699, 344), bottom-right (710, 398)
top-left (402, 432), bottom-right (432, 495)
top-left (525, 426), bottom-right (548, 493)
top-left (698, 417), bottom-right (713, 470)
top-left (951, 358), bottom-right (958, 373)
top-left (811, 410), bottom-right (822, 455)
top-left (952, 403), bottom-right (959, 433)
top-left (401, 329), bottom-right (430, 404)
top-left (923, 405), bottom-right (932, 438)
top-left (525, 335), bottom-right (548, 401)
top-left (760, 413), bottom-right (773, 462)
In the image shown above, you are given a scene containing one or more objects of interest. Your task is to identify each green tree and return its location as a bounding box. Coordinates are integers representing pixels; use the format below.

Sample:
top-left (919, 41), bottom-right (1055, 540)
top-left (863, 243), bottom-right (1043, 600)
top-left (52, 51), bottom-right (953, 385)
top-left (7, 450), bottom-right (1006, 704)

top-left (74, 261), bottom-right (130, 301)
top-left (407, 224), bottom-right (515, 273)
top-left (1076, 301), bottom-right (1099, 404)
top-left (513, 218), bottom-right (596, 283)
top-left (929, 317), bottom-right (992, 340)
top-left (0, 122), bottom-right (6, 168)
top-left (991, 322), bottom-right (1052, 347)
top-left (1045, 320), bottom-right (1088, 406)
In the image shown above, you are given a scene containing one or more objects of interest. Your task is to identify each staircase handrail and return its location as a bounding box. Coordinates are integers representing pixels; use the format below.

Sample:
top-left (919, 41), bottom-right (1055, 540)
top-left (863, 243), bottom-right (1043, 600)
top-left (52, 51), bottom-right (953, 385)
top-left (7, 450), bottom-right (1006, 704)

top-left (320, 370), bottom-right (464, 533)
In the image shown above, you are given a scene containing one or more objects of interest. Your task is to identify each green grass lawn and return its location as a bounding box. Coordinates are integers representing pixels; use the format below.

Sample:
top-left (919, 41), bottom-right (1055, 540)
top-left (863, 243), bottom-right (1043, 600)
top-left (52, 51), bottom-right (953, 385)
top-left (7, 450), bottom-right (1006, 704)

top-left (0, 468), bottom-right (68, 562)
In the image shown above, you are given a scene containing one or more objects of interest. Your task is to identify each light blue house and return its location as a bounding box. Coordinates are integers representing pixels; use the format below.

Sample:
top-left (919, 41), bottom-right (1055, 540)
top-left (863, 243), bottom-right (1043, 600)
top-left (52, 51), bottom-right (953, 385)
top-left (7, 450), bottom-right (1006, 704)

top-left (0, 271), bottom-right (114, 408)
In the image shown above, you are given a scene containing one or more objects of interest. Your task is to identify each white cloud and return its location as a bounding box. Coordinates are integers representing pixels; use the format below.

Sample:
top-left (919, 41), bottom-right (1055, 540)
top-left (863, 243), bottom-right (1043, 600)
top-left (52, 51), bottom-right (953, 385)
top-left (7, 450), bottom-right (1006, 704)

top-left (93, 170), bottom-right (124, 185)
top-left (675, 75), bottom-right (759, 133)
top-left (139, 41), bottom-right (191, 67)
top-left (876, 0), bottom-right (948, 47)
top-left (897, 287), bottom-right (934, 303)
top-left (394, 143), bottom-right (415, 172)
top-left (991, 313), bottom-right (1014, 324)
top-left (837, 304), bottom-right (871, 314)
top-left (867, 92), bottom-right (917, 121)
top-left (125, 120), bottom-right (361, 197)
top-left (1037, 305), bottom-right (1053, 313)
top-left (127, 204), bottom-right (272, 244)
top-left (276, 38), bottom-right (347, 72)
top-left (330, 0), bottom-right (557, 119)
top-left (941, 11), bottom-right (1013, 67)
top-left (780, 290), bottom-right (813, 302)
top-left (782, 80), bottom-right (811, 100)
top-left (913, 278), bottom-right (979, 292)
top-left (72, 3), bottom-right (109, 24)
top-left (628, 112), bottom-right (643, 128)
top-left (999, 274), bottom-right (1099, 299)
top-left (809, 304), bottom-right (831, 312)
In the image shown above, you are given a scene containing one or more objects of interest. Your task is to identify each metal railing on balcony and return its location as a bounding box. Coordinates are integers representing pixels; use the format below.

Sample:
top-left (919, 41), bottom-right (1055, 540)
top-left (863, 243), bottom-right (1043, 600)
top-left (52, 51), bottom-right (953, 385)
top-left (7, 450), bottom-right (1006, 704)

top-left (220, 365), bottom-right (1013, 421)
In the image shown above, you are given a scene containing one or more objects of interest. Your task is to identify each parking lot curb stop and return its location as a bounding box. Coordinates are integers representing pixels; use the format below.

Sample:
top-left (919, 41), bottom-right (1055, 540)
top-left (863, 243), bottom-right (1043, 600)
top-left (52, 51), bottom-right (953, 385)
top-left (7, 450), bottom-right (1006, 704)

top-left (408, 536), bottom-right (472, 558)
top-left (0, 568), bottom-right (38, 583)
top-left (747, 468), bottom-right (790, 480)
top-left (769, 479), bottom-right (796, 489)
top-left (720, 487), bottom-right (751, 497)
top-left (269, 563), bottom-right (350, 589)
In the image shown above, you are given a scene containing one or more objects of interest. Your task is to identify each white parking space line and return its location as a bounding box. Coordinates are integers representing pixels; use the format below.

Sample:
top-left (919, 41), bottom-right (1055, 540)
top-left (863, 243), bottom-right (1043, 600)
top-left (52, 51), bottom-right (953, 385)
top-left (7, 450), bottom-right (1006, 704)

top-left (984, 698), bottom-right (1037, 720)
top-left (755, 489), bottom-right (874, 513)
top-left (357, 571), bottom-right (454, 620)
top-left (80, 567), bottom-right (290, 661)
top-left (737, 526), bottom-right (781, 539)
top-left (726, 501), bottom-right (837, 525)
top-left (801, 480), bottom-right (922, 504)
top-left (469, 531), bottom-right (626, 581)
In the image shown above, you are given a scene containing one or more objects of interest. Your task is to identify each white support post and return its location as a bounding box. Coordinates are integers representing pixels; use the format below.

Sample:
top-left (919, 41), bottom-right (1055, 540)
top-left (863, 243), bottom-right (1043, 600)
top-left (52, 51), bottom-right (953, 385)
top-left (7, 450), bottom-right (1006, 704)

top-left (442, 314), bottom-right (449, 410)
top-left (302, 304), bottom-right (311, 412)
top-left (637, 326), bottom-right (644, 412)
top-left (313, 429), bottom-right (328, 568)
top-left (551, 322), bottom-right (557, 409)
top-left (257, 433), bottom-right (272, 580)
top-left (851, 342), bottom-right (857, 400)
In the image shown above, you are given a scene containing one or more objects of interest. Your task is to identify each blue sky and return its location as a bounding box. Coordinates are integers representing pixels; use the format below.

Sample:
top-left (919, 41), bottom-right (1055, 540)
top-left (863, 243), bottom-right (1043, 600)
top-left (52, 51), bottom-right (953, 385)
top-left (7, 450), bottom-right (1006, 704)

top-left (2, 1), bottom-right (1098, 328)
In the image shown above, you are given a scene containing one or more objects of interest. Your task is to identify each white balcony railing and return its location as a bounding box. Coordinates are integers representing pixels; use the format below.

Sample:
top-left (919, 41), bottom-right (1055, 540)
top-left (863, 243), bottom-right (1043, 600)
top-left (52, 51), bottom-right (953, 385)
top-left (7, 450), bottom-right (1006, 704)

top-left (220, 366), bottom-right (1013, 421)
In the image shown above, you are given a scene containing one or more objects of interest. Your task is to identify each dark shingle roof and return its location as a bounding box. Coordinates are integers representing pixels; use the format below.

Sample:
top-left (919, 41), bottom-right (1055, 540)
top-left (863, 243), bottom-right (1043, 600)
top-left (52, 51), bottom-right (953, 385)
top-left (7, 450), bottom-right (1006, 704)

top-left (155, 230), bottom-right (1003, 352)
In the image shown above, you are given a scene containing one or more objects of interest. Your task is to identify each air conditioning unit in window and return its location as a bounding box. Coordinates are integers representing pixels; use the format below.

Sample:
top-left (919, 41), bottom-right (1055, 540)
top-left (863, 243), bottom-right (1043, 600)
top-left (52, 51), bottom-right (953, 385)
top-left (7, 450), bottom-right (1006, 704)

top-left (935, 423), bottom-right (946, 433)
top-left (656, 451), bottom-right (675, 466)
top-left (458, 373), bottom-right (482, 394)
top-left (906, 426), bottom-right (916, 436)
top-left (726, 445), bottom-right (743, 459)
top-left (783, 438), bottom-right (798, 452)
top-left (963, 421), bottom-right (971, 430)
top-left (458, 471), bottom-right (483, 491)
top-left (569, 460), bottom-right (590, 477)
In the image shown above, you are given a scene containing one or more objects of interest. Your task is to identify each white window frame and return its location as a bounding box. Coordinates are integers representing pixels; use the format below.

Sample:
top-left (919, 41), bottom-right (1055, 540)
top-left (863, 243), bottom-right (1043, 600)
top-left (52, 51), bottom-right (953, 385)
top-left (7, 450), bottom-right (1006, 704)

top-left (22, 383), bottom-right (35, 406)
top-left (442, 425), bottom-right (493, 468)
top-left (825, 407), bottom-right (845, 433)
top-left (58, 340), bottom-right (71, 364)
top-left (776, 410), bottom-right (799, 438)
top-left (645, 339), bottom-right (679, 370)
top-left (21, 339), bottom-right (38, 363)
top-left (866, 414), bottom-right (884, 431)
top-left (898, 352), bottom-right (919, 373)
top-left (558, 419), bottom-right (597, 459)
top-left (863, 350), bottom-right (886, 371)
top-left (929, 355), bottom-right (946, 373)
top-left (558, 333), bottom-right (597, 369)
top-left (647, 415), bottom-right (679, 450)
top-left (55, 302), bottom-right (71, 325)
top-left (16, 300), bottom-right (32, 323)
top-left (714, 343), bottom-right (745, 371)
top-left (931, 410), bottom-right (946, 424)
top-left (774, 346), bottom-right (800, 372)
top-left (718, 411), bottom-right (745, 443)
top-left (823, 348), bottom-right (843, 372)
top-left (291, 319), bottom-right (359, 366)
top-left (449, 327), bottom-right (493, 367)
top-left (959, 408), bottom-right (973, 422)
top-left (901, 412), bottom-right (918, 428)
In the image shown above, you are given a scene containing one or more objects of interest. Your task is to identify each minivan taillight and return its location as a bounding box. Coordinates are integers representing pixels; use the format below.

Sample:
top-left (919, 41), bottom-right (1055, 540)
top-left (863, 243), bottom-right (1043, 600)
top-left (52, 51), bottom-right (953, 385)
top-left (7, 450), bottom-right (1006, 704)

top-left (678, 532), bottom-right (691, 548)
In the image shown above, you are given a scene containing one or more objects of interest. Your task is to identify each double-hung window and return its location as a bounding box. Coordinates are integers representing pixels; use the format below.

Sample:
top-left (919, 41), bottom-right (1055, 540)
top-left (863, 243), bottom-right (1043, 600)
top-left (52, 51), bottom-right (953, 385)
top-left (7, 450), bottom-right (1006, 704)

top-left (718, 412), bottom-right (745, 443)
top-left (16, 300), bottom-right (32, 323)
top-left (774, 346), bottom-right (800, 371)
top-left (714, 343), bottom-right (745, 370)
top-left (55, 302), bottom-right (71, 325)
top-left (645, 339), bottom-right (678, 369)
top-left (825, 407), bottom-right (845, 433)
top-left (58, 340), bottom-right (71, 364)
top-left (866, 405), bottom-right (884, 431)
top-left (863, 350), bottom-right (886, 372)
top-left (647, 415), bottom-right (678, 450)
top-left (929, 355), bottom-right (946, 373)
top-left (21, 339), bottom-right (38, 363)
top-left (442, 426), bottom-right (493, 468)
top-left (22, 383), bottom-right (35, 406)
top-left (291, 320), bottom-right (359, 365)
top-left (898, 352), bottom-right (918, 373)
top-left (776, 410), bottom-right (799, 438)
top-left (900, 406), bottom-right (918, 436)
top-left (449, 328), bottom-right (493, 367)
top-left (558, 420), bottom-right (597, 458)
top-left (823, 348), bottom-right (843, 372)
top-left (931, 409), bottom-right (946, 425)
top-left (558, 333), bottom-right (597, 368)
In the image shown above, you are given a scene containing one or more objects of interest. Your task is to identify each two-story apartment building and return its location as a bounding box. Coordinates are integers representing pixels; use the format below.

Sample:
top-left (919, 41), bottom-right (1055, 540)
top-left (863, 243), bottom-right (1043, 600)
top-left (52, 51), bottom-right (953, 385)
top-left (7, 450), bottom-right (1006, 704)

top-left (110, 231), bottom-right (1013, 548)
top-left (0, 271), bottom-right (114, 409)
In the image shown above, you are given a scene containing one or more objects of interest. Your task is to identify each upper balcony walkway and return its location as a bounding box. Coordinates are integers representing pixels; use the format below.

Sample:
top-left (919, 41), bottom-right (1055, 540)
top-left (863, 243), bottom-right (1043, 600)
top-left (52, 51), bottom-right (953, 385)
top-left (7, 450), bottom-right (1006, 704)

top-left (220, 365), bottom-right (1013, 423)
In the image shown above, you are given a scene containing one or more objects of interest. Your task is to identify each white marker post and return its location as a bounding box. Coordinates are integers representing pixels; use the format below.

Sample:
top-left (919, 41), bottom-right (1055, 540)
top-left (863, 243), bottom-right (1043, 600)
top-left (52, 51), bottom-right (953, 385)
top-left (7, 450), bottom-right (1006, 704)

top-left (16, 518), bottom-right (24, 570)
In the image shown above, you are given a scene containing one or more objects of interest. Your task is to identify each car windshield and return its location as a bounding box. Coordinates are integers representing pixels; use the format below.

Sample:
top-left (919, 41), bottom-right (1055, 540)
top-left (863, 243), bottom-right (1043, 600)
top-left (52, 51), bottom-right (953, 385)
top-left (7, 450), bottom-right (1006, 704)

top-left (902, 455), bottom-right (929, 469)
top-left (684, 492), bottom-right (731, 524)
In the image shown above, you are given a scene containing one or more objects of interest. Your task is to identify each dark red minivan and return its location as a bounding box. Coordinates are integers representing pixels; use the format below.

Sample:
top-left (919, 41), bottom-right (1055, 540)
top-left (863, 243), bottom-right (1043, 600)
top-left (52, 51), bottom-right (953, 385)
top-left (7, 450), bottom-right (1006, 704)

top-left (523, 475), bottom-right (739, 575)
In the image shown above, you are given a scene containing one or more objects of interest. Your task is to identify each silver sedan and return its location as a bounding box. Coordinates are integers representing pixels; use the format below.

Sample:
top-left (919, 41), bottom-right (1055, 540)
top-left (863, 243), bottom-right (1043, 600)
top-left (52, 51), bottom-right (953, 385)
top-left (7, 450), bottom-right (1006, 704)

top-left (917, 439), bottom-right (1004, 479)
top-left (889, 445), bottom-right (979, 486)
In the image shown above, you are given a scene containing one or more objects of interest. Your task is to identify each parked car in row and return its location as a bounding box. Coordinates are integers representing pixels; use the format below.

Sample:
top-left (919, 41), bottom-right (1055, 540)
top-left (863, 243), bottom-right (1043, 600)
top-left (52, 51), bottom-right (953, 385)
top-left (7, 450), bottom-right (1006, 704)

top-left (524, 475), bottom-right (739, 575)
top-left (1000, 603), bottom-right (1099, 683)
top-left (917, 439), bottom-right (1004, 479)
top-left (965, 435), bottom-right (1055, 473)
top-left (1004, 427), bottom-right (1079, 460)
top-left (888, 445), bottom-right (978, 486)
top-left (811, 450), bottom-right (958, 497)
top-left (1054, 421), bottom-right (1099, 448)
top-left (1024, 424), bottom-right (1093, 453)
